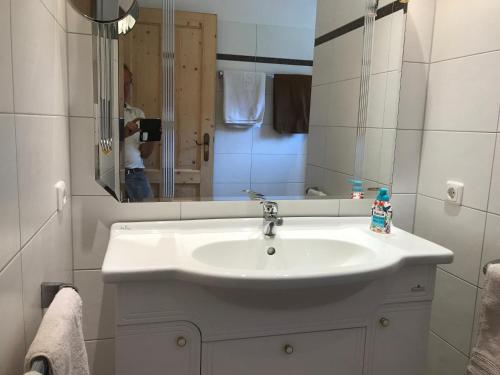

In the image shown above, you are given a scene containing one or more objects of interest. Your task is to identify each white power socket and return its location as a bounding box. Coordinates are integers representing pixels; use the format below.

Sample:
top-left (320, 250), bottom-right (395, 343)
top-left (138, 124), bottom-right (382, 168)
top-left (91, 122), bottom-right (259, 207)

top-left (446, 181), bottom-right (464, 205)
top-left (55, 181), bottom-right (68, 212)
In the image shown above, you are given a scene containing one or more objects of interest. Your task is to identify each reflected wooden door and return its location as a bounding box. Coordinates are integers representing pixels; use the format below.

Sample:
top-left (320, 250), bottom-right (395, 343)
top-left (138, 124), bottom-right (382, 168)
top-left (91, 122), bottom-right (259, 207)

top-left (175, 11), bottom-right (217, 199)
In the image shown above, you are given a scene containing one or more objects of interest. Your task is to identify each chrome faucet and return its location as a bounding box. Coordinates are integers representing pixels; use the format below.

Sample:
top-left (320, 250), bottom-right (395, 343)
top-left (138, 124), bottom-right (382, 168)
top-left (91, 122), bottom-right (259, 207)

top-left (261, 201), bottom-right (283, 238)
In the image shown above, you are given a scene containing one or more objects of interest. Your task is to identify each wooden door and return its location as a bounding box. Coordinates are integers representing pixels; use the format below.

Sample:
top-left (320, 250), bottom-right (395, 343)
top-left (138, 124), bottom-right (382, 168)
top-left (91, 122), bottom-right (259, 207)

top-left (175, 11), bottom-right (217, 199)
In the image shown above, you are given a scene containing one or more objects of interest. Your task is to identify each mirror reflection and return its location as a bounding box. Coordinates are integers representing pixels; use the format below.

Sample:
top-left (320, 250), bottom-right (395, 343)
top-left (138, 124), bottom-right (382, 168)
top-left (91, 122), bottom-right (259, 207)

top-left (69, 0), bottom-right (137, 23)
top-left (94, 0), bottom-right (408, 202)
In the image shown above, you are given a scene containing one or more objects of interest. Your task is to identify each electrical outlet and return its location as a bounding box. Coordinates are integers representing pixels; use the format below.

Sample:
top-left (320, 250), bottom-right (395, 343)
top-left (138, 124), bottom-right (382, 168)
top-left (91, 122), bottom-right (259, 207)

top-left (55, 181), bottom-right (67, 212)
top-left (446, 181), bottom-right (464, 205)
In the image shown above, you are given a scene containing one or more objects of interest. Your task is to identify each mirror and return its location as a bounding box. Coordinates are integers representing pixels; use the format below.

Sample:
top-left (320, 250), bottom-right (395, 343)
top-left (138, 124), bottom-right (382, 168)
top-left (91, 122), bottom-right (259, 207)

top-left (68, 0), bottom-right (138, 23)
top-left (87, 0), bottom-right (410, 202)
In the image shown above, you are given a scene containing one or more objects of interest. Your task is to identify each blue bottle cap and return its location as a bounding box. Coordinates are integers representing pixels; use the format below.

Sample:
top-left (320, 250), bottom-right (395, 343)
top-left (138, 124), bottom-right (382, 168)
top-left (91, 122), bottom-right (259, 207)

top-left (377, 188), bottom-right (390, 202)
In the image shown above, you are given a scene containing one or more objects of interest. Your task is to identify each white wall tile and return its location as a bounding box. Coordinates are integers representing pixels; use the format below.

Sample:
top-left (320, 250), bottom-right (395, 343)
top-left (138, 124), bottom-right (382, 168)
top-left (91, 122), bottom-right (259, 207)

top-left (0, 115), bottom-right (20, 270)
top-left (217, 21), bottom-right (256, 56)
top-left (430, 269), bottom-right (477, 354)
top-left (257, 24), bottom-right (314, 60)
top-left (391, 194), bottom-right (416, 233)
top-left (40, 0), bottom-right (67, 29)
top-left (489, 136), bottom-right (500, 215)
top-left (255, 63), bottom-right (312, 76)
top-left (398, 63), bottom-right (429, 130)
top-left (252, 126), bottom-right (307, 155)
top-left (392, 130), bottom-right (422, 194)
top-left (306, 126), bottom-right (326, 166)
top-left (0, 256), bottom-right (25, 375)
top-left (213, 183), bottom-right (250, 200)
top-left (383, 71), bottom-right (402, 130)
top-left (425, 51), bottom-right (500, 132)
top-left (213, 154), bottom-right (251, 184)
top-left (322, 170), bottom-right (352, 197)
top-left (70, 117), bottom-right (107, 196)
top-left (75, 270), bottom-right (116, 341)
top-left (418, 131), bottom-right (496, 211)
top-left (16, 115), bottom-right (70, 245)
top-left (323, 127), bottom-right (356, 175)
top-left (86, 339), bottom-right (115, 375)
top-left (180, 200), bottom-right (261, 220)
top-left (12, 0), bottom-right (68, 116)
top-left (278, 199), bottom-right (339, 217)
top-left (251, 154), bottom-right (305, 183)
top-left (404, 0), bottom-right (436, 63)
top-left (216, 60), bottom-right (256, 73)
top-left (214, 124), bottom-right (253, 154)
top-left (21, 204), bottom-right (73, 346)
top-left (315, 0), bottom-right (364, 37)
top-left (432, 0), bottom-right (500, 62)
top-left (338, 199), bottom-right (372, 217)
top-left (480, 214), bottom-right (500, 286)
top-left (0, 0), bottom-right (13, 113)
top-left (367, 73), bottom-right (387, 128)
top-left (414, 195), bottom-right (486, 285)
top-left (66, 2), bottom-right (92, 34)
top-left (427, 332), bottom-right (469, 375)
top-left (305, 165), bottom-right (325, 191)
top-left (72, 196), bottom-right (180, 269)
top-left (250, 183), bottom-right (305, 198)
top-left (68, 33), bottom-right (94, 117)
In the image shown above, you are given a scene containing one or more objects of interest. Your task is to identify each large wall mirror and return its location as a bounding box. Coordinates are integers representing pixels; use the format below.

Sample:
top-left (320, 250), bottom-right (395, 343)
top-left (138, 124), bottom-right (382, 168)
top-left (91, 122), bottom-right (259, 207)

top-left (84, 0), bottom-right (409, 202)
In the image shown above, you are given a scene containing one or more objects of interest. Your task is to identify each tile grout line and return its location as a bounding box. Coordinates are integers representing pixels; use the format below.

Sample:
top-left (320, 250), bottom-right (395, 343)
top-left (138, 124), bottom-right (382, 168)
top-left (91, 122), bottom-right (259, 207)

top-left (430, 329), bottom-right (471, 359)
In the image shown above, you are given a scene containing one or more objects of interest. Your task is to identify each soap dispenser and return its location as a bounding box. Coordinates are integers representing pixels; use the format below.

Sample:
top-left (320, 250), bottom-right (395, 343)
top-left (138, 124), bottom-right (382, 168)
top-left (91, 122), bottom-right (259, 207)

top-left (370, 188), bottom-right (393, 234)
top-left (350, 180), bottom-right (364, 200)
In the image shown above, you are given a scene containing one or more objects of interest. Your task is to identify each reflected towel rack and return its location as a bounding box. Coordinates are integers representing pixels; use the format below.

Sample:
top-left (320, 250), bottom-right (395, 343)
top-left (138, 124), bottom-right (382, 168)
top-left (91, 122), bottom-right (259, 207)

top-left (483, 259), bottom-right (500, 275)
top-left (218, 71), bottom-right (274, 79)
top-left (29, 283), bottom-right (79, 375)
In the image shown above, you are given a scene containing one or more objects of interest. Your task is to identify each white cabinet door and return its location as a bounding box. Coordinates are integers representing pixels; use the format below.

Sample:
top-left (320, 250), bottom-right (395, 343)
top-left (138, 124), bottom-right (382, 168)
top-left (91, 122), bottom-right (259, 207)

top-left (202, 328), bottom-right (365, 375)
top-left (371, 304), bottom-right (431, 375)
top-left (116, 321), bottom-right (201, 375)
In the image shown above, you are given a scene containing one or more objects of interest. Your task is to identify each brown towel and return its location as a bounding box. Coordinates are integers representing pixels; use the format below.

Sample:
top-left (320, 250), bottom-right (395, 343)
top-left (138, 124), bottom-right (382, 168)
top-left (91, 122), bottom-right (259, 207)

top-left (273, 74), bottom-right (312, 134)
top-left (468, 264), bottom-right (500, 375)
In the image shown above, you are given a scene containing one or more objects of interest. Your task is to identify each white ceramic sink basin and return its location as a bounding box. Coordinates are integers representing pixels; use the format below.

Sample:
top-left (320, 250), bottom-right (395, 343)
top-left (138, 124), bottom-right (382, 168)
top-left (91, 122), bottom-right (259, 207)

top-left (102, 217), bottom-right (453, 289)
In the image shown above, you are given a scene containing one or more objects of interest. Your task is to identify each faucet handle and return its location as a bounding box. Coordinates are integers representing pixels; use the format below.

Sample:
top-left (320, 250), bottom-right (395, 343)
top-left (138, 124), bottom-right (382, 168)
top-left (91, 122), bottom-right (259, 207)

top-left (261, 200), bottom-right (279, 216)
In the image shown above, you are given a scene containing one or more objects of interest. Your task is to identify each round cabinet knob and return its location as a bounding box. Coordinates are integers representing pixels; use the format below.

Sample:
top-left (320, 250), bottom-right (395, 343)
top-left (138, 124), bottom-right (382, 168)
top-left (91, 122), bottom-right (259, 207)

top-left (176, 336), bottom-right (187, 347)
top-left (283, 344), bottom-right (294, 355)
top-left (379, 317), bottom-right (390, 328)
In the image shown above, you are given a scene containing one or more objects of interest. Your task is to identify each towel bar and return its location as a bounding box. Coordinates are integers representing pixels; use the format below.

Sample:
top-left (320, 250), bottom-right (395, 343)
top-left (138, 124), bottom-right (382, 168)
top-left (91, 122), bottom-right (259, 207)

top-left (41, 282), bottom-right (78, 309)
top-left (483, 259), bottom-right (500, 275)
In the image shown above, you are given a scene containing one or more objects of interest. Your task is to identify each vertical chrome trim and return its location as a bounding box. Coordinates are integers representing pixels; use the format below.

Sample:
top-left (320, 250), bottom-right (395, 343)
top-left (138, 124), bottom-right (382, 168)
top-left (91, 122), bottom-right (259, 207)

top-left (162, 0), bottom-right (175, 198)
top-left (354, 0), bottom-right (378, 182)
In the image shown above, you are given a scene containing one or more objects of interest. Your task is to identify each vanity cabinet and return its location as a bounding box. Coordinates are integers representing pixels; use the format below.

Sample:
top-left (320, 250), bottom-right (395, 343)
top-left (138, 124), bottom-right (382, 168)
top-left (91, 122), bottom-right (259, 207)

top-left (202, 328), bottom-right (365, 375)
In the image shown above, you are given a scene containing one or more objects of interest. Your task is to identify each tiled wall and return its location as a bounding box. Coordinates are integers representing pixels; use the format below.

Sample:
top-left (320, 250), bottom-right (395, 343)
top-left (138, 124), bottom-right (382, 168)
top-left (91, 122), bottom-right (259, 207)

top-left (0, 0), bottom-right (72, 374)
top-left (213, 21), bottom-right (314, 199)
top-left (413, 0), bottom-right (500, 373)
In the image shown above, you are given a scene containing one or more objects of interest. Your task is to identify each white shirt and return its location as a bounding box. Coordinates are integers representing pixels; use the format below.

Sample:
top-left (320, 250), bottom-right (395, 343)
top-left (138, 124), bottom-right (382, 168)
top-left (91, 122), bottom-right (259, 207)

top-left (124, 104), bottom-right (146, 169)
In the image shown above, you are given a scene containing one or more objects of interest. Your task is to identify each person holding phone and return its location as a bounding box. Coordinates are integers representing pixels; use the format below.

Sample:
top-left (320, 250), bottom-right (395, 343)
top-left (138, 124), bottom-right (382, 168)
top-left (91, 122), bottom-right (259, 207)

top-left (123, 64), bottom-right (155, 202)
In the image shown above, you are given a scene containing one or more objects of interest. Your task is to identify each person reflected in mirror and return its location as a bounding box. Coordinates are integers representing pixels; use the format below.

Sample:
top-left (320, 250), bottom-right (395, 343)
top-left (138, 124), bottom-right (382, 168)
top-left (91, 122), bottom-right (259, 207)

top-left (123, 64), bottom-right (155, 202)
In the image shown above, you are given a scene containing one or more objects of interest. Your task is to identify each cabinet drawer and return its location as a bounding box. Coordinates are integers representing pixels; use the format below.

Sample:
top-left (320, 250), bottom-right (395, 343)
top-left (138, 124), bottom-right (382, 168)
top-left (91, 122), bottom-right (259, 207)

top-left (384, 266), bottom-right (436, 302)
top-left (116, 321), bottom-right (200, 375)
top-left (202, 328), bottom-right (365, 375)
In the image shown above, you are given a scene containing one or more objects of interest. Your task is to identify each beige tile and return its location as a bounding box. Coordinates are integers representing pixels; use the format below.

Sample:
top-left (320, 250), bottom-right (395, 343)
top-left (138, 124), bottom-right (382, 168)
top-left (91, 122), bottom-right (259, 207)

top-left (0, 256), bottom-right (26, 375)
top-left (16, 115), bottom-right (70, 245)
top-left (404, 0), bottom-right (436, 63)
top-left (40, 0), bottom-right (67, 29)
top-left (489, 137), bottom-right (500, 215)
top-left (430, 269), bottom-right (477, 354)
top-left (415, 195), bottom-right (486, 285)
top-left (339, 199), bottom-right (372, 217)
top-left (21, 203), bottom-right (73, 346)
top-left (72, 196), bottom-right (181, 269)
top-left (398, 63), bottom-right (429, 130)
top-left (418, 131), bottom-right (496, 211)
top-left (66, 2), bottom-right (92, 34)
top-left (432, 0), bottom-right (500, 62)
top-left (392, 130), bottom-right (422, 194)
top-left (68, 33), bottom-right (95, 117)
top-left (86, 339), bottom-right (115, 375)
top-left (427, 332), bottom-right (469, 375)
top-left (391, 194), bottom-right (416, 233)
top-left (12, 0), bottom-right (68, 116)
top-left (75, 270), bottom-right (116, 341)
top-left (0, 0), bottom-right (13, 112)
top-left (480, 214), bottom-right (500, 285)
top-left (70, 117), bottom-right (107, 196)
top-left (425, 51), bottom-right (500, 132)
top-left (0, 115), bottom-right (20, 270)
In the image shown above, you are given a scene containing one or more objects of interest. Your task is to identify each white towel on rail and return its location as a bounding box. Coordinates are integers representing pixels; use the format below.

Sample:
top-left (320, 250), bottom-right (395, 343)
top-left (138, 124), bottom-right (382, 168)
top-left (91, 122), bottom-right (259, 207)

top-left (24, 288), bottom-right (89, 375)
top-left (223, 70), bottom-right (266, 126)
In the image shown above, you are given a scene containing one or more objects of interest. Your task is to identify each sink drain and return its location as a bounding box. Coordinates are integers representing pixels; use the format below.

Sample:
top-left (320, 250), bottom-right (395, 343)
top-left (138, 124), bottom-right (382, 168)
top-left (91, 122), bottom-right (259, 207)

top-left (267, 247), bottom-right (276, 255)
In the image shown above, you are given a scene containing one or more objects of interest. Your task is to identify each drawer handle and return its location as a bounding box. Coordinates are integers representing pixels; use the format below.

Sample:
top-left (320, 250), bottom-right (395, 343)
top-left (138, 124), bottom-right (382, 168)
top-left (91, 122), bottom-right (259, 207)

top-left (283, 344), bottom-right (294, 355)
top-left (379, 317), bottom-right (390, 328)
top-left (176, 336), bottom-right (187, 347)
top-left (411, 285), bottom-right (426, 292)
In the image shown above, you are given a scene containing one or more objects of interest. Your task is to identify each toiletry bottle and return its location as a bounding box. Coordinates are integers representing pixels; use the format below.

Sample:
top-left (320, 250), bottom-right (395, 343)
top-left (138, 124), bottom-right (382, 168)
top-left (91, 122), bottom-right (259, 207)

top-left (350, 180), bottom-right (364, 200)
top-left (370, 188), bottom-right (393, 234)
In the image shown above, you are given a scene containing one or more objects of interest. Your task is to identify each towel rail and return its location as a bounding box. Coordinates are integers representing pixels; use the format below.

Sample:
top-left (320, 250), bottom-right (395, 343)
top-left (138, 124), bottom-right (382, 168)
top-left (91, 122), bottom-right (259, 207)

top-left (218, 71), bottom-right (274, 79)
top-left (483, 259), bottom-right (500, 275)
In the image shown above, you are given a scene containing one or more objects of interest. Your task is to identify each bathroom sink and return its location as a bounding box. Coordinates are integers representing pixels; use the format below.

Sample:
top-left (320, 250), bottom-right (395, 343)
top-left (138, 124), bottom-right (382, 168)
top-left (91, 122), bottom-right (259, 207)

top-left (102, 217), bottom-right (453, 289)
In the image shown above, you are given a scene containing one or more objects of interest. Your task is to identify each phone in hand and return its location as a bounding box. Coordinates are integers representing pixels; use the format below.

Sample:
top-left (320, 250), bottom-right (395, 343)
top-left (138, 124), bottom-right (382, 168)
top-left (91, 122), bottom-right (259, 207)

top-left (139, 119), bottom-right (162, 142)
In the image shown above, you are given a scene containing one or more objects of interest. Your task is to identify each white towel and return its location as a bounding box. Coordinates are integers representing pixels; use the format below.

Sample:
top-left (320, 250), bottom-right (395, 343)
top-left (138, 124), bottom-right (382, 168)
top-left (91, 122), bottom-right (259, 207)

top-left (223, 70), bottom-right (266, 126)
top-left (24, 288), bottom-right (89, 375)
top-left (468, 264), bottom-right (500, 375)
